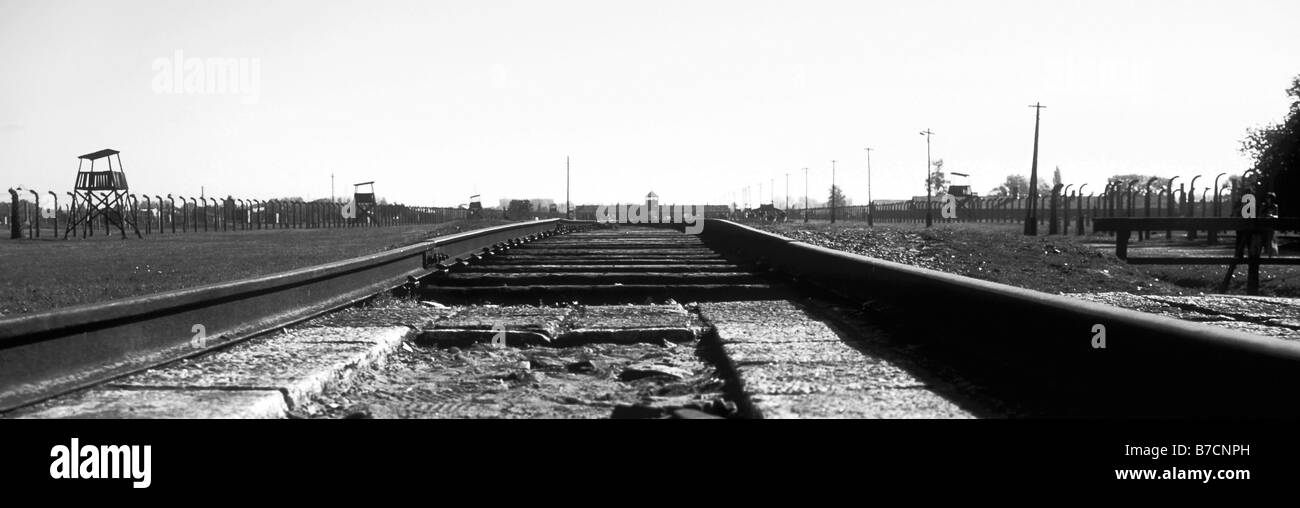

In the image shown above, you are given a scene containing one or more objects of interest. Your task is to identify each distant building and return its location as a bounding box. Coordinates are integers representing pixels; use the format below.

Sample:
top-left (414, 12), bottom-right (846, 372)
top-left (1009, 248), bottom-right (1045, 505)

top-left (498, 198), bottom-right (555, 211)
top-left (573, 204), bottom-right (601, 221)
top-left (948, 185), bottom-right (976, 197)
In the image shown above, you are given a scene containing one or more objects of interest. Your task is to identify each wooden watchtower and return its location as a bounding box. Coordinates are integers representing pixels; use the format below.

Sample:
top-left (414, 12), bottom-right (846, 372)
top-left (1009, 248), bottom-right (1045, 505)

top-left (66, 149), bottom-right (141, 239)
top-left (353, 181), bottom-right (376, 219)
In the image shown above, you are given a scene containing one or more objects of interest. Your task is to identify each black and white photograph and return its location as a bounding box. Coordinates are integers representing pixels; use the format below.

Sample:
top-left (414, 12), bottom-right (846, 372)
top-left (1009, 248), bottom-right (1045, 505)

top-left (1, 0), bottom-right (1298, 491)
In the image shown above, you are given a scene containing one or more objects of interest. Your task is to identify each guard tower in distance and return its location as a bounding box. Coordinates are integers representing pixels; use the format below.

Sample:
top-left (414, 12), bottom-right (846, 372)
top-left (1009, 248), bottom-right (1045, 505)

top-left (467, 194), bottom-right (483, 219)
top-left (353, 181), bottom-right (376, 219)
top-left (66, 149), bottom-right (141, 239)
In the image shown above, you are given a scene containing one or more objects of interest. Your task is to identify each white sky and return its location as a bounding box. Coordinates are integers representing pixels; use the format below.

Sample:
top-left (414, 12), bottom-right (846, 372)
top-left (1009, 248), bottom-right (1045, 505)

top-left (2, 0), bottom-right (1298, 208)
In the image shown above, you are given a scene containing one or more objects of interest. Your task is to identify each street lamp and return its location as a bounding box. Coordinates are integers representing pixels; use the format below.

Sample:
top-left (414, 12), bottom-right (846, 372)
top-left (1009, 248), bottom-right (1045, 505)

top-left (830, 160), bottom-right (837, 223)
top-left (803, 167), bottom-right (809, 223)
top-left (864, 147), bottom-right (874, 226)
top-left (919, 129), bottom-right (934, 227)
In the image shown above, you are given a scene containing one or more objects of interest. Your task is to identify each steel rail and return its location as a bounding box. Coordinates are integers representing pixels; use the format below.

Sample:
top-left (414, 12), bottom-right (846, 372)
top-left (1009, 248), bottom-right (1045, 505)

top-left (698, 219), bottom-right (1300, 416)
top-left (0, 219), bottom-right (589, 412)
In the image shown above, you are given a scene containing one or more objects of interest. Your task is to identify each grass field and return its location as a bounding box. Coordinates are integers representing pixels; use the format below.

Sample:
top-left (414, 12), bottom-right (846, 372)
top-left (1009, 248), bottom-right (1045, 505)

top-left (0, 219), bottom-right (510, 317)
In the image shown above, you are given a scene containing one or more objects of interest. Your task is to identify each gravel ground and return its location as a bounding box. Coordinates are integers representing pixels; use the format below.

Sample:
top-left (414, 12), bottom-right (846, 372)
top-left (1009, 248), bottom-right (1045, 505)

top-left (298, 299), bottom-right (737, 419)
top-left (299, 340), bottom-right (734, 419)
top-left (751, 222), bottom-right (1193, 295)
top-left (747, 221), bottom-right (1300, 337)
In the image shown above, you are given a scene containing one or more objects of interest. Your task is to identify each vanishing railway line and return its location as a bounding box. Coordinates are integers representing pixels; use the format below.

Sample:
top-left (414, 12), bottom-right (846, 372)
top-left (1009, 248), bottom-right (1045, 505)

top-left (5, 219), bottom-right (1300, 418)
top-left (423, 227), bottom-right (783, 303)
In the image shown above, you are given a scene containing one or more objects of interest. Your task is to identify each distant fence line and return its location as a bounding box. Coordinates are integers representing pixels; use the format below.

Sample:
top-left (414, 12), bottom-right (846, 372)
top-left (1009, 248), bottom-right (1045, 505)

top-left (752, 184), bottom-right (1258, 237)
top-left (3, 188), bottom-right (567, 239)
top-left (7, 179), bottom-right (1266, 239)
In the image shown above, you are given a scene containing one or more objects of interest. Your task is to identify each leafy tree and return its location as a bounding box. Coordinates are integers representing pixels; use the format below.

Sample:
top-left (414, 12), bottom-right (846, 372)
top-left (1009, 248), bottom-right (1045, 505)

top-left (827, 185), bottom-right (850, 208)
top-left (1107, 174), bottom-right (1171, 194)
top-left (926, 159), bottom-right (950, 194)
top-left (790, 196), bottom-right (825, 209)
top-left (506, 199), bottom-right (533, 218)
top-left (991, 174), bottom-right (1029, 198)
top-left (990, 173), bottom-right (1056, 198)
top-left (1052, 166), bottom-right (1063, 188)
top-left (1242, 74), bottom-right (1300, 209)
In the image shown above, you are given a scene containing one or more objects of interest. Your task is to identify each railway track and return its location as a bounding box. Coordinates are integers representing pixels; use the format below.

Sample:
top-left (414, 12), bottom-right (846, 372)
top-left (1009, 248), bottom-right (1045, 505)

top-left (421, 227), bottom-right (784, 303)
top-left (6, 219), bottom-right (1300, 418)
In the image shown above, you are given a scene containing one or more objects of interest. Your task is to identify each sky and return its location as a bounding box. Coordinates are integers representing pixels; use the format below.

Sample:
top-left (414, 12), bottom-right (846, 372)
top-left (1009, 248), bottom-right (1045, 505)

top-left (1, 0), bottom-right (1298, 208)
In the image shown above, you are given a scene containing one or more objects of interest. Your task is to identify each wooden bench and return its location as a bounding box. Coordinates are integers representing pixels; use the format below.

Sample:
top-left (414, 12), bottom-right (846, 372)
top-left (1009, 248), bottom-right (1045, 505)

top-left (1092, 217), bottom-right (1300, 295)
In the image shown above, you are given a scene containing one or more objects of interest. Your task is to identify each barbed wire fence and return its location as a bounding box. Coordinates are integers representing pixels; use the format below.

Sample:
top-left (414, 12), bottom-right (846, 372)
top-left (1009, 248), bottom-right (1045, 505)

top-left (4, 187), bottom-right (568, 240)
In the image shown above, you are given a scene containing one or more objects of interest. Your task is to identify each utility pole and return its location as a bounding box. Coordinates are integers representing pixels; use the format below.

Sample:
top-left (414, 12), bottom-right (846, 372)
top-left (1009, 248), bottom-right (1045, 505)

top-left (830, 160), bottom-right (837, 223)
top-left (331, 173), bottom-right (335, 203)
top-left (770, 178), bottom-right (774, 205)
top-left (1025, 102), bottom-right (1046, 235)
top-left (920, 129), bottom-right (934, 227)
top-left (785, 172), bottom-right (789, 210)
top-left (803, 167), bottom-right (809, 223)
top-left (865, 147), bottom-right (873, 226)
top-left (566, 156), bottom-right (571, 219)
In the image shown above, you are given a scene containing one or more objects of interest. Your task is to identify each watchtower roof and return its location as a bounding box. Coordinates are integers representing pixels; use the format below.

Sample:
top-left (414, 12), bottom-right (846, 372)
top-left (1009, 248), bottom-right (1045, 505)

top-left (78, 149), bottom-right (120, 160)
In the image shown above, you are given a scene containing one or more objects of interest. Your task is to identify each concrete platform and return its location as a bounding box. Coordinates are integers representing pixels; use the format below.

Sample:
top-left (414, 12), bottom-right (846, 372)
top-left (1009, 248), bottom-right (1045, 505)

top-left (698, 300), bottom-right (973, 419)
top-left (1068, 292), bottom-right (1300, 340)
top-left (14, 389), bottom-right (288, 419)
top-left (10, 325), bottom-right (411, 418)
top-left (750, 390), bottom-right (972, 419)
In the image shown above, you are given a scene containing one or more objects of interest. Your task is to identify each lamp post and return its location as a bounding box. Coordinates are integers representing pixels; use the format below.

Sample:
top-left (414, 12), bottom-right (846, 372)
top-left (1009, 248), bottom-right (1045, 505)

top-left (1025, 102), bottom-right (1046, 235)
top-left (864, 147), bottom-right (874, 226)
top-left (830, 160), bottom-right (837, 223)
top-left (919, 129), bottom-right (933, 227)
top-left (803, 167), bottom-right (809, 223)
